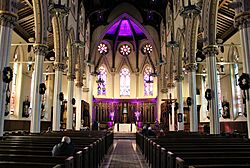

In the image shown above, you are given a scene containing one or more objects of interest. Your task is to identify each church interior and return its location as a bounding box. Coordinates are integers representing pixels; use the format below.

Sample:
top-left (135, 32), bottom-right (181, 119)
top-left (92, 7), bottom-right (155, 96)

top-left (1, 0), bottom-right (250, 167)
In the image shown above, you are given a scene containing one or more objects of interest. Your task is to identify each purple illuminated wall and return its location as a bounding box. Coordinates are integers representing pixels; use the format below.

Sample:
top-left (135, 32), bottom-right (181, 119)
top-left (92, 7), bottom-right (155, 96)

top-left (106, 18), bottom-right (144, 37)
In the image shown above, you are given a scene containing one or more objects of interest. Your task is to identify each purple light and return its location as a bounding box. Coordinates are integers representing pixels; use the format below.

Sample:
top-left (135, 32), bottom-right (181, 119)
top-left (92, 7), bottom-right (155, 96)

top-left (93, 97), bottom-right (157, 103)
top-left (105, 17), bottom-right (144, 37)
top-left (137, 122), bottom-right (142, 129)
top-left (106, 20), bottom-right (121, 35)
top-left (118, 20), bottom-right (133, 36)
top-left (130, 21), bottom-right (143, 35)
top-left (109, 111), bottom-right (114, 121)
top-left (107, 121), bottom-right (113, 128)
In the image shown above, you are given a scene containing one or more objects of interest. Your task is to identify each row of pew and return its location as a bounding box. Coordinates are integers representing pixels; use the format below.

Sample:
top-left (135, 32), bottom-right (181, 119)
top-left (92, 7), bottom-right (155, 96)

top-left (136, 131), bottom-right (250, 168)
top-left (0, 130), bottom-right (113, 168)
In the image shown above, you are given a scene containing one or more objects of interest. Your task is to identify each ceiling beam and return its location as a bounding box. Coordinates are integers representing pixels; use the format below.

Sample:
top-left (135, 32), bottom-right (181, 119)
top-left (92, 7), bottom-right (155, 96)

top-left (24, 0), bottom-right (33, 9)
top-left (18, 14), bottom-right (34, 23)
top-left (217, 13), bottom-right (234, 21)
top-left (13, 23), bottom-right (31, 42)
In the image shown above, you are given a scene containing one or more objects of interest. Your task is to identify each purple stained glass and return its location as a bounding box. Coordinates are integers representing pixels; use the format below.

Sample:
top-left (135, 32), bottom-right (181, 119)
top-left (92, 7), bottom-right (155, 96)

top-left (106, 17), bottom-right (144, 37)
top-left (118, 20), bottom-right (133, 36)
top-left (106, 20), bottom-right (121, 35)
top-left (130, 21), bottom-right (143, 35)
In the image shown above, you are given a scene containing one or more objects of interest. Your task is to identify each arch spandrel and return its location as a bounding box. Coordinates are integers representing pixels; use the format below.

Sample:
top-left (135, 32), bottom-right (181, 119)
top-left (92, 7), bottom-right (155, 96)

top-left (32, 0), bottom-right (48, 44)
top-left (202, 0), bottom-right (220, 46)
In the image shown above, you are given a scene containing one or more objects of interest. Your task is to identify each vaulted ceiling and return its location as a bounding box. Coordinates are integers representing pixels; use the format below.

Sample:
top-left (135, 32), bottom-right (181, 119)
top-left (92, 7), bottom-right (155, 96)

top-left (14, 0), bottom-right (238, 51)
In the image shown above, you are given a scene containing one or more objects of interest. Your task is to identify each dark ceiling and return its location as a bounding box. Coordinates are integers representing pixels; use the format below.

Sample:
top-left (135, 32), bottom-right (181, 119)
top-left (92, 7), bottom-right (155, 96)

top-left (14, 0), bottom-right (238, 52)
top-left (83, 0), bottom-right (168, 35)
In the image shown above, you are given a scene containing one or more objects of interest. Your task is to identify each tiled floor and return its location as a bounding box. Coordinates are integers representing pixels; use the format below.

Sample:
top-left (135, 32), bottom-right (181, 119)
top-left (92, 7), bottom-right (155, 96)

top-left (101, 139), bottom-right (149, 168)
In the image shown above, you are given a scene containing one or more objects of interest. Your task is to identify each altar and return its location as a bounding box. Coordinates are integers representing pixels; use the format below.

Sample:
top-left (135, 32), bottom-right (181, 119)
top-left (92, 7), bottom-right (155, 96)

top-left (114, 123), bottom-right (137, 133)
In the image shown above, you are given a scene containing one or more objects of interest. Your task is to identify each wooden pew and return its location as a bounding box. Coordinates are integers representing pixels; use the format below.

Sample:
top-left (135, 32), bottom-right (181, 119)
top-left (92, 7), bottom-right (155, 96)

top-left (176, 156), bottom-right (250, 168)
top-left (1, 131), bottom-right (113, 168)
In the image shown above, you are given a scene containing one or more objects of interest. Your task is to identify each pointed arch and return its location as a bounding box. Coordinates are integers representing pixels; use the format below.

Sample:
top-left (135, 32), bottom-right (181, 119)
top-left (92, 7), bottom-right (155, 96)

top-left (227, 44), bottom-right (240, 62)
top-left (66, 27), bottom-right (76, 79)
top-left (90, 13), bottom-right (159, 66)
top-left (176, 28), bottom-right (185, 78)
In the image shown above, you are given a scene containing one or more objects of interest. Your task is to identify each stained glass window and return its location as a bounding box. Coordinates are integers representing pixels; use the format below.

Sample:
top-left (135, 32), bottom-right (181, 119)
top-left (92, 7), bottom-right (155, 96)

top-left (144, 66), bottom-right (153, 96)
top-left (97, 66), bottom-right (107, 95)
top-left (120, 67), bottom-right (130, 96)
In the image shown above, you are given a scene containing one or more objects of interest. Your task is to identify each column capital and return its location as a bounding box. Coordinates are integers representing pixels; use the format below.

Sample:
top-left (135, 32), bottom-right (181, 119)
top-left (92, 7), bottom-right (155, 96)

top-left (54, 63), bottom-right (64, 71)
top-left (203, 45), bottom-right (219, 56)
top-left (33, 44), bottom-right (48, 56)
top-left (235, 11), bottom-right (250, 29)
top-left (167, 83), bottom-right (175, 88)
top-left (161, 88), bottom-right (168, 93)
top-left (67, 74), bottom-right (75, 81)
top-left (175, 75), bottom-right (184, 82)
top-left (0, 11), bottom-right (18, 28)
top-left (75, 82), bottom-right (83, 87)
top-left (83, 87), bottom-right (89, 92)
top-left (186, 63), bottom-right (197, 72)
top-left (48, 4), bottom-right (69, 17)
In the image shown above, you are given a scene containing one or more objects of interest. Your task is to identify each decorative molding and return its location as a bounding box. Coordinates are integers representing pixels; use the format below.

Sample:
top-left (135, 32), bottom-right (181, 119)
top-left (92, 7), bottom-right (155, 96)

top-left (203, 45), bottom-right (219, 56)
top-left (175, 75), bottom-right (184, 82)
top-left (186, 63), bottom-right (197, 72)
top-left (67, 74), bottom-right (75, 81)
top-left (235, 11), bottom-right (250, 29)
top-left (33, 44), bottom-right (48, 56)
top-left (75, 82), bottom-right (83, 87)
top-left (0, 11), bottom-right (18, 27)
top-left (82, 87), bottom-right (89, 92)
top-left (54, 63), bottom-right (64, 71)
top-left (161, 88), bottom-right (168, 93)
top-left (167, 82), bottom-right (175, 88)
top-left (48, 3), bottom-right (69, 17)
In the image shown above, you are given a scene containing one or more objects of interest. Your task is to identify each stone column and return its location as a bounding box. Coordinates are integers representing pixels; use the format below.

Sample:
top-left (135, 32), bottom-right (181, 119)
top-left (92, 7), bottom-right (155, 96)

top-left (75, 82), bottom-right (82, 130)
top-left (176, 75), bottom-right (184, 131)
top-left (111, 72), bottom-right (115, 98)
top-left (88, 65), bottom-right (94, 129)
top-left (135, 73), bottom-right (139, 97)
top-left (0, 6), bottom-right (17, 137)
top-left (186, 63), bottom-right (198, 132)
top-left (66, 75), bottom-right (74, 130)
top-left (201, 75), bottom-right (208, 121)
top-left (30, 45), bottom-right (48, 133)
top-left (50, 4), bottom-right (68, 131)
top-left (203, 46), bottom-right (220, 134)
top-left (235, 0), bottom-right (250, 138)
top-left (45, 74), bottom-right (54, 121)
top-left (52, 63), bottom-right (64, 131)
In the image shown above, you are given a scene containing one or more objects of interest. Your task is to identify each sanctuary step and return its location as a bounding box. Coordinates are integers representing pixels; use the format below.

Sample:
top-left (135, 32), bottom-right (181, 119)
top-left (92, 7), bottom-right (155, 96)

top-left (114, 123), bottom-right (137, 133)
top-left (114, 133), bottom-right (136, 139)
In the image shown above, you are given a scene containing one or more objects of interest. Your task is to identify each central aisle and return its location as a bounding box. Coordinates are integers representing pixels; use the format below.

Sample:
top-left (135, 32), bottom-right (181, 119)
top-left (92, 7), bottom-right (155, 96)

top-left (101, 139), bottom-right (148, 168)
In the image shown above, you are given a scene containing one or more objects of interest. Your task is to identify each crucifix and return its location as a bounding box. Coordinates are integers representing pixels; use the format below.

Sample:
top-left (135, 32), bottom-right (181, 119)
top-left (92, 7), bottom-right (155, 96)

top-left (162, 93), bottom-right (177, 129)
